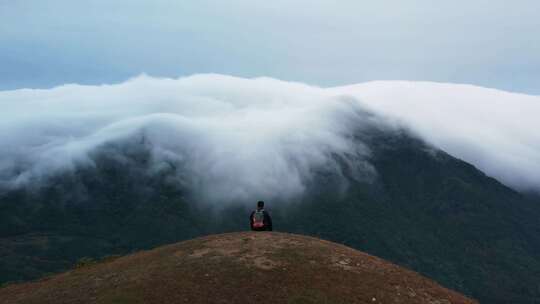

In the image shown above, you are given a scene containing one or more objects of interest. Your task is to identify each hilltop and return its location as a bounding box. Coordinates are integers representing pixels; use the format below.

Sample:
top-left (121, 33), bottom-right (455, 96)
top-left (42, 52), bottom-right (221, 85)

top-left (0, 232), bottom-right (476, 304)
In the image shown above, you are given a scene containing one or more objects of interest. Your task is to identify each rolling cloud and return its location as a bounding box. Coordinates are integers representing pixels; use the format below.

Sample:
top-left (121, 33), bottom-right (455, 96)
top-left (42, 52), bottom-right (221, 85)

top-left (0, 75), bottom-right (538, 204)
top-left (0, 75), bottom-right (378, 203)
top-left (333, 81), bottom-right (540, 193)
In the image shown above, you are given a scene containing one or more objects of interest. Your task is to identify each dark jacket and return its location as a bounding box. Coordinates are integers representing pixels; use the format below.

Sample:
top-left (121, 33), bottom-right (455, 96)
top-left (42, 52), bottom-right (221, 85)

top-left (249, 209), bottom-right (272, 231)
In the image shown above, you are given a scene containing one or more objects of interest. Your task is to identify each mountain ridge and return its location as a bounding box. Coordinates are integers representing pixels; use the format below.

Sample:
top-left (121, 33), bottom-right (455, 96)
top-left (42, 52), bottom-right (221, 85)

top-left (1, 129), bottom-right (539, 303)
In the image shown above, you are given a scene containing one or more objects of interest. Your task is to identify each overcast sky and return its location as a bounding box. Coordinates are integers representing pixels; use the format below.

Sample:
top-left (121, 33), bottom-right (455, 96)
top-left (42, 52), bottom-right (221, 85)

top-left (1, 0), bottom-right (539, 93)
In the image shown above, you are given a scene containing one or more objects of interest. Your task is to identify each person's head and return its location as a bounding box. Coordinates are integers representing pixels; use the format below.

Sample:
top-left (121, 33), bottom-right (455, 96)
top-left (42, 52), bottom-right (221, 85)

top-left (257, 201), bottom-right (264, 210)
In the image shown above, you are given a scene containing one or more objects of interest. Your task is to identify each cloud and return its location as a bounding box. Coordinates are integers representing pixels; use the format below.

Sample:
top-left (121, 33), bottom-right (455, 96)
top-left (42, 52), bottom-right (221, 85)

top-left (332, 81), bottom-right (540, 193)
top-left (0, 74), bottom-right (378, 203)
top-left (1, 75), bottom-right (538, 204)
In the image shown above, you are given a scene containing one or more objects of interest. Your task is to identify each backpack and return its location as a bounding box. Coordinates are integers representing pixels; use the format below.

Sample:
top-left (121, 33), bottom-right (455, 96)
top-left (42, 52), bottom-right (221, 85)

top-left (252, 210), bottom-right (265, 229)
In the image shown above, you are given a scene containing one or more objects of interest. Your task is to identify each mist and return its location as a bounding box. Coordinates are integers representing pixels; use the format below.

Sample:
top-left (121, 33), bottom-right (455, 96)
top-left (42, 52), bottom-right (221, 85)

top-left (1, 75), bottom-right (538, 204)
top-left (333, 81), bottom-right (540, 193)
top-left (0, 74), bottom-right (379, 203)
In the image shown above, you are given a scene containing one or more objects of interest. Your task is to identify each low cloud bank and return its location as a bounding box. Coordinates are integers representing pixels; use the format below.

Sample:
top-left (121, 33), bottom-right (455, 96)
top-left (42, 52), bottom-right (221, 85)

top-left (0, 75), bottom-right (379, 203)
top-left (1, 75), bottom-right (538, 203)
top-left (333, 81), bottom-right (540, 193)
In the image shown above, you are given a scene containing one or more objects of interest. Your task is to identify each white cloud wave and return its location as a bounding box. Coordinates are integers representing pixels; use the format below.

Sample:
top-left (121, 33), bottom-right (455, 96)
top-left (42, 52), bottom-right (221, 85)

top-left (0, 74), bottom-right (377, 203)
top-left (332, 81), bottom-right (540, 193)
top-left (0, 75), bottom-right (538, 204)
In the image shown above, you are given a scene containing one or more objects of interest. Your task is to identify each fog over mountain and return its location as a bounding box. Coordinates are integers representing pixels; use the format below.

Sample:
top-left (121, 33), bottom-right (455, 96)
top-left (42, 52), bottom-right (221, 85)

top-left (1, 74), bottom-right (539, 201)
top-left (0, 75), bottom-right (381, 204)
top-left (334, 81), bottom-right (540, 193)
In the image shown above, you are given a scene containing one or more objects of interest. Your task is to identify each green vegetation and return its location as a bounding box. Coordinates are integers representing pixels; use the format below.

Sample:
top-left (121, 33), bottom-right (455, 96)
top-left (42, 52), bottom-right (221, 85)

top-left (75, 257), bottom-right (98, 269)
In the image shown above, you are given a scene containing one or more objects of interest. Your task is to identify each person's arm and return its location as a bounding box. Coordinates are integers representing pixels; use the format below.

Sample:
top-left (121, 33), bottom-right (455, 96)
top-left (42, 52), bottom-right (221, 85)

top-left (265, 211), bottom-right (273, 231)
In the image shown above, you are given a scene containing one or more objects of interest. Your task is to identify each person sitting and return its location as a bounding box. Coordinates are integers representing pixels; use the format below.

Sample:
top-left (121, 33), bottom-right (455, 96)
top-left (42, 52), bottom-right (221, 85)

top-left (250, 201), bottom-right (272, 231)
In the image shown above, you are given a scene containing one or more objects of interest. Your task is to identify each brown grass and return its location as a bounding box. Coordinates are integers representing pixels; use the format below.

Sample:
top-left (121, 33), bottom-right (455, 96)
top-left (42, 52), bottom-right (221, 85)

top-left (0, 232), bottom-right (477, 304)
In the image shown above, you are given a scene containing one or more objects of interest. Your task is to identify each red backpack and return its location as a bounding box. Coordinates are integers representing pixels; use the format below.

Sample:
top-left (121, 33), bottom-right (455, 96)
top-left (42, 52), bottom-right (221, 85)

top-left (252, 210), bottom-right (265, 228)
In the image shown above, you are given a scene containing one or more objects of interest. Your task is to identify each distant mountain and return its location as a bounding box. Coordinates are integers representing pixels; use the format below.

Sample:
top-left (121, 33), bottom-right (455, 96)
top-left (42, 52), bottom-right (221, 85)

top-left (0, 232), bottom-right (477, 304)
top-left (1, 127), bottom-right (539, 303)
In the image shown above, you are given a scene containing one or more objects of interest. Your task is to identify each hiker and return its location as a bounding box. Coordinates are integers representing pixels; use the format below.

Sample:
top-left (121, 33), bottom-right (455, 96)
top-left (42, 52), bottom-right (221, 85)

top-left (250, 201), bottom-right (273, 231)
